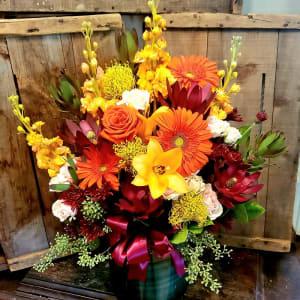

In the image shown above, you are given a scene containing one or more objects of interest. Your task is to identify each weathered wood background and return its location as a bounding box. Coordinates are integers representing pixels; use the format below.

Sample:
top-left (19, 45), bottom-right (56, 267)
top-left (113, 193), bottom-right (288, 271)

top-left (0, 0), bottom-right (299, 271)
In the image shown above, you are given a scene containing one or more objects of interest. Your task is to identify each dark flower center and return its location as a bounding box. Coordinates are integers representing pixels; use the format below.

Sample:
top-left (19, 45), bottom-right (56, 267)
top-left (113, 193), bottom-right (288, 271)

top-left (153, 165), bottom-right (166, 175)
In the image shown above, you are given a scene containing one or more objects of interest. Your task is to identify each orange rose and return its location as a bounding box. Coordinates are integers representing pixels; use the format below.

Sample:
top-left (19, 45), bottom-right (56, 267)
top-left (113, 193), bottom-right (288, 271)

top-left (101, 104), bottom-right (142, 144)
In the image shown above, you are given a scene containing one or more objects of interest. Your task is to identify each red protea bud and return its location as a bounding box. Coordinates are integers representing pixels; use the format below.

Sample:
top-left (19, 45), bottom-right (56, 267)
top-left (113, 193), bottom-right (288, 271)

top-left (256, 111), bottom-right (268, 122)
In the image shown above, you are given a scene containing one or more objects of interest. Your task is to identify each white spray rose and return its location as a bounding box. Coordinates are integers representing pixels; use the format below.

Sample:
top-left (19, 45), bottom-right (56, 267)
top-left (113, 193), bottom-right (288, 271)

top-left (52, 200), bottom-right (77, 222)
top-left (203, 184), bottom-right (223, 220)
top-left (224, 126), bottom-right (242, 145)
top-left (117, 89), bottom-right (150, 111)
top-left (49, 160), bottom-right (76, 192)
top-left (207, 116), bottom-right (230, 138)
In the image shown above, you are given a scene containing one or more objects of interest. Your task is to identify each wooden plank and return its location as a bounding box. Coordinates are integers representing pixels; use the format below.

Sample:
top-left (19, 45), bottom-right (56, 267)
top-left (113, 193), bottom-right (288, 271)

top-left (230, 0), bottom-right (243, 15)
top-left (164, 30), bottom-right (208, 57)
top-left (163, 13), bottom-right (300, 29)
top-left (0, 255), bottom-right (8, 271)
top-left (6, 17), bottom-right (121, 244)
top-left (0, 37), bottom-right (49, 260)
top-left (216, 234), bottom-right (291, 252)
top-left (207, 30), bottom-right (278, 239)
top-left (6, 249), bottom-right (49, 272)
top-left (265, 31), bottom-right (300, 240)
top-left (0, 14), bottom-right (122, 36)
top-left (0, 0), bottom-right (232, 13)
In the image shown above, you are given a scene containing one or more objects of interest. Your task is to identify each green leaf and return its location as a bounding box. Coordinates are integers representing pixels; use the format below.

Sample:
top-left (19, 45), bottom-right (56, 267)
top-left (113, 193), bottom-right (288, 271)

top-left (188, 223), bottom-right (203, 234)
top-left (59, 80), bottom-right (75, 103)
top-left (68, 167), bottom-right (78, 183)
top-left (256, 133), bottom-right (277, 156)
top-left (250, 157), bottom-right (265, 166)
top-left (49, 183), bottom-right (70, 191)
top-left (67, 155), bottom-right (76, 169)
top-left (244, 201), bottom-right (265, 221)
top-left (233, 204), bottom-right (248, 224)
top-left (268, 134), bottom-right (285, 152)
top-left (171, 223), bottom-right (188, 244)
top-left (126, 30), bottom-right (138, 62)
top-left (237, 124), bottom-right (254, 145)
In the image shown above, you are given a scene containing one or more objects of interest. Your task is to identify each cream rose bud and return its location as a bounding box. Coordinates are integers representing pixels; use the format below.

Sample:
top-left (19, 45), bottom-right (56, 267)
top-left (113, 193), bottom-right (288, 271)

top-left (52, 200), bottom-right (77, 222)
top-left (224, 126), bottom-right (242, 145)
top-left (49, 161), bottom-right (76, 192)
top-left (207, 116), bottom-right (230, 138)
top-left (203, 184), bottom-right (223, 220)
top-left (118, 89), bottom-right (150, 111)
top-left (186, 174), bottom-right (205, 193)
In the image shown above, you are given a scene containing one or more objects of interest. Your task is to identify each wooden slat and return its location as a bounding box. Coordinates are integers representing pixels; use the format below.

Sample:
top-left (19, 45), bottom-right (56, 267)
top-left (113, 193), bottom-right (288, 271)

top-left (216, 234), bottom-right (291, 252)
top-left (230, 0), bottom-right (243, 15)
top-left (207, 30), bottom-right (278, 239)
top-left (0, 37), bottom-right (49, 260)
top-left (163, 13), bottom-right (300, 29)
top-left (0, 14), bottom-right (122, 36)
top-left (5, 18), bottom-right (121, 244)
top-left (0, 0), bottom-right (232, 13)
top-left (6, 249), bottom-right (49, 272)
top-left (0, 255), bottom-right (8, 271)
top-left (164, 29), bottom-right (208, 57)
top-left (265, 31), bottom-right (300, 240)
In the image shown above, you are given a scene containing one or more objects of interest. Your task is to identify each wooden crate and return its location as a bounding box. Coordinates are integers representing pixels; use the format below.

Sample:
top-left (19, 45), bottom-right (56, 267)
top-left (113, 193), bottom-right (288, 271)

top-left (0, 13), bottom-right (122, 271)
top-left (0, 11), bottom-right (299, 272)
top-left (0, 0), bottom-right (236, 14)
top-left (162, 12), bottom-right (300, 252)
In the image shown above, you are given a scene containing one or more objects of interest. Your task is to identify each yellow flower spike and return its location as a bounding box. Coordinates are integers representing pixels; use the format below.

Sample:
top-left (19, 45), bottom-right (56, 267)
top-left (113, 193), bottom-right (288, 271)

top-left (132, 139), bottom-right (188, 199)
top-left (17, 126), bottom-right (25, 134)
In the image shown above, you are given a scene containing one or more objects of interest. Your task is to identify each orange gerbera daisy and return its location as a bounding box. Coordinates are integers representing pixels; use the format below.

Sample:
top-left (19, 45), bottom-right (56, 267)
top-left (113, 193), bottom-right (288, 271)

top-left (76, 142), bottom-right (120, 190)
top-left (168, 56), bottom-right (219, 89)
top-left (155, 108), bottom-right (213, 177)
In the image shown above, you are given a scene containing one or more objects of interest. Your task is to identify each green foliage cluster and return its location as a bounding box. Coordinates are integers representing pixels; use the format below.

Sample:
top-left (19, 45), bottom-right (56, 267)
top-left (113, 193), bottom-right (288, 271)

top-left (33, 233), bottom-right (110, 272)
top-left (82, 199), bottom-right (104, 222)
top-left (178, 231), bottom-right (232, 294)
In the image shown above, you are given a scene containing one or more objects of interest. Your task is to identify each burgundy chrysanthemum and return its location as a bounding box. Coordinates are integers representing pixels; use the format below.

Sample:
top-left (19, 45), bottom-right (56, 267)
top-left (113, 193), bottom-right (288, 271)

top-left (210, 144), bottom-right (242, 167)
top-left (79, 219), bottom-right (104, 242)
top-left (226, 107), bottom-right (243, 122)
top-left (61, 184), bottom-right (112, 211)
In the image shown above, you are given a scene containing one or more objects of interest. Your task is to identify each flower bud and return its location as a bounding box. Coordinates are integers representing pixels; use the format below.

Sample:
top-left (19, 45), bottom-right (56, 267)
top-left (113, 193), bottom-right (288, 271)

top-left (142, 30), bottom-right (152, 41)
top-left (83, 50), bottom-right (89, 60)
top-left (231, 61), bottom-right (237, 69)
top-left (147, 1), bottom-right (153, 8)
top-left (152, 26), bottom-right (162, 36)
top-left (218, 70), bottom-right (225, 78)
top-left (81, 62), bottom-right (89, 74)
top-left (24, 116), bottom-right (30, 124)
top-left (17, 126), bottom-right (25, 133)
top-left (256, 111), bottom-right (268, 122)
top-left (232, 72), bottom-right (238, 78)
top-left (158, 18), bottom-right (166, 29)
top-left (229, 84), bottom-right (240, 94)
top-left (144, 16), bottom-right (152, 27)
top-left (91, 58), bottom-right (98, 68)
top-left (93, 41), bottom-right (98, 50)
top-left (223, 59), bottom-right (228, 67)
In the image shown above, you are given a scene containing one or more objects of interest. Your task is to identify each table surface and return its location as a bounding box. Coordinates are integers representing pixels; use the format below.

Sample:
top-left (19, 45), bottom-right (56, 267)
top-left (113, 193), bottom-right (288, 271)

top-left (13, 239), bottom-right (300, 300)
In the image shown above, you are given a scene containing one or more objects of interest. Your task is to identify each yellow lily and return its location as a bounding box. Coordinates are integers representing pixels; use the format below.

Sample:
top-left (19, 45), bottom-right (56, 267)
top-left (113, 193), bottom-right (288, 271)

top-left (132, 139), bottom-right (188, 199)
top-left (137, 106), bottom-right (169, 141)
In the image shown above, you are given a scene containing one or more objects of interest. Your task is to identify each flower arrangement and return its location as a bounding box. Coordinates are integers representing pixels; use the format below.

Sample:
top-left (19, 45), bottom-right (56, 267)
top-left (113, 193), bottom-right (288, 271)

top-left (8, 0), bottom-right (287, 295)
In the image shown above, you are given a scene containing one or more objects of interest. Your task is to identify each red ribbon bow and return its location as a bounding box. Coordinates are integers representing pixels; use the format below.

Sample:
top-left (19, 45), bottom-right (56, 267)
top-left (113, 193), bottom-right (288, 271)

top-left (107, 215), bottom-right (185, 281)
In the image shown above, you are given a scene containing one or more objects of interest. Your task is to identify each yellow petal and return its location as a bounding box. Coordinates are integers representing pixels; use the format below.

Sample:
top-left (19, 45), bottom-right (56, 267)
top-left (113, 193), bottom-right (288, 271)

top-left (147, 138), bottom-right (163, 155)
top-left (167, 173), bottom-right (188, 194)
top-left (148, 172), bottom-right (168, 199)
top-left (132, 175), bottom-right (148, 186)
top-left (154, 148), bottom-right (182, 174)
top-left (132, 154), bottom-right (150, 177)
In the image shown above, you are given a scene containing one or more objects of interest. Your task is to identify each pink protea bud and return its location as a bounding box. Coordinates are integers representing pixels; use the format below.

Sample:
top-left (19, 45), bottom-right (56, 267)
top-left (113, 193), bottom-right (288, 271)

top-left (256, 111), bottom-right (268, 122)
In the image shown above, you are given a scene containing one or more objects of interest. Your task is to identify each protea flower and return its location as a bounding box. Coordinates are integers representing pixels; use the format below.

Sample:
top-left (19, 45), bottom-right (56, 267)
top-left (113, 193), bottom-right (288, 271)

top-left (159, 80), bottom-right (215, 115)
top-left (214, 164), bottom-right (263, 208)
top-left (61, 113), bottom-right (101, 145)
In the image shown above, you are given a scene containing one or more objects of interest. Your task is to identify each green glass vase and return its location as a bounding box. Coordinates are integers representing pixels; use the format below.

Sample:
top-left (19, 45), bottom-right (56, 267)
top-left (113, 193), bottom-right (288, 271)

top-left (110, 255), bottom-right (187, 300)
